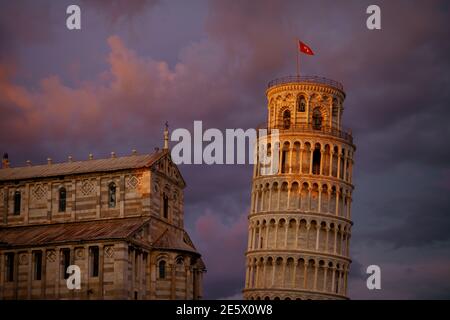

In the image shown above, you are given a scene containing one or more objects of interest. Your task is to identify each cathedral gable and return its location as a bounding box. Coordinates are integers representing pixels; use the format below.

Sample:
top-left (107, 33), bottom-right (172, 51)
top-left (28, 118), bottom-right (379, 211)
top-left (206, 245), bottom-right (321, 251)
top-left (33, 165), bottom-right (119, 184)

top-left (152, 152), bottom-right (185, 188)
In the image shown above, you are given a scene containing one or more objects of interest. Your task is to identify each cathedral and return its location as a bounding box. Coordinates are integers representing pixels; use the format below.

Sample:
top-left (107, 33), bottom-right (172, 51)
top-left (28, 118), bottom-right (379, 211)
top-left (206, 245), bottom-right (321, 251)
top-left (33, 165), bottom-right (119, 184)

top-left (0, 127), bottom-right (205, 300)
top-left (244, 75), bottom-right (355, 300)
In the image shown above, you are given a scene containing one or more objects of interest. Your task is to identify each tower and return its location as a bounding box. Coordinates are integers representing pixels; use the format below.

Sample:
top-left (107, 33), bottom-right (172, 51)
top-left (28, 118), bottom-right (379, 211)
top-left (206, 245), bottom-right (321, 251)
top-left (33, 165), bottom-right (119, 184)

top-left (243, 75), bottom-right (355, 300)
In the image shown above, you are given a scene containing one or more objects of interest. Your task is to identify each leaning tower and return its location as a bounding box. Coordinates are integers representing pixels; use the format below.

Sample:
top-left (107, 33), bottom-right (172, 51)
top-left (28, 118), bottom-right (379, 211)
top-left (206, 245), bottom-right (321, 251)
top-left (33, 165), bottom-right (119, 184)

top-left (243, 75), bottom-right (355, 300)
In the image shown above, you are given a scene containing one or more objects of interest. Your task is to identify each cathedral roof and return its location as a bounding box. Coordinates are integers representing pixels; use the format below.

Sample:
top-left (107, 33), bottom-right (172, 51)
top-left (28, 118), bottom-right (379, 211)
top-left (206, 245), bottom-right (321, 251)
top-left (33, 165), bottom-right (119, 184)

top-left (152, 227), bottom-right (199, 254)
top-left (0, 217), bottom-right (149, 247)
top-left (0, 217), bottom-right (203, 261)
top-left (0, 151), bottom-right (165, 181)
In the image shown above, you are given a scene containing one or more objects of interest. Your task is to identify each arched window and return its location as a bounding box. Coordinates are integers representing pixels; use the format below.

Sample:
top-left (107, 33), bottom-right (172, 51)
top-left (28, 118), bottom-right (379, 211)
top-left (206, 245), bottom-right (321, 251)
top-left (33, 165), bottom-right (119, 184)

top-left (61, 248), bottom-right (71, 279)
top-left (335, 270), bottom-right (340, 293)
top-left (282, 110), bottom-right (291, 129)
top-left (6, 253), bottom-right (14, 281)
top-left (312, 108), bottom-right (322, 130)
top-left (281, 143), bottom-right (289, 173)
top-left (13, 191), bottom-right (21, 215)
top-left (89, 246), bottom-right (99, 277)
top-left (108, 182), bottom-right (116, 208)
top-left (59, 187), bottom-right (66, 212)
top-left (176, 257), bottom-right (184, 268)
top-left (33, 251), bottom-right (43, 281)
top-left (332, 98), bottom-right (339, 118)
top-left (312, 145), bottom-right (321, 175)
top-left (163, 193), bottom-right (169, 218)
top-left (158, 260), bottom-right (166, 279)
top-left (297, 96), bottom-right (306, 112)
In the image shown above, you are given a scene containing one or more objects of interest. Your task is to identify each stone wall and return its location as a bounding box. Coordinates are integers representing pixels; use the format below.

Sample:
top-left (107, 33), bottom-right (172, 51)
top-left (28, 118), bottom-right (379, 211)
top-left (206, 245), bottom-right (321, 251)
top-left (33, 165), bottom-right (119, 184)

top-left (0, 241), bottom-right (203, 300)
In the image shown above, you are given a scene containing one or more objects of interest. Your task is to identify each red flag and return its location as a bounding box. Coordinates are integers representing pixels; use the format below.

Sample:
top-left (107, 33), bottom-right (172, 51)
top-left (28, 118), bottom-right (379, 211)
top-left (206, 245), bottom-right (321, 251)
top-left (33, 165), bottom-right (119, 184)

top-left (299, 41), bottom-right (314, 55)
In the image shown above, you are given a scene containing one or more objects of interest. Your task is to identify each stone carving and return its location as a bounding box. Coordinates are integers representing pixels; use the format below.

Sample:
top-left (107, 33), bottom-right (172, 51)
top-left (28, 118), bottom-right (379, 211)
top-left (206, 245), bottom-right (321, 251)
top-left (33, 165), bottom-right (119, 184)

top-left (32, 184), bottom-right (46, 200)
top-left (126, 175), bottom-right (140, 190)
top-left (104, 246), bottom-right (114, 258)
top-left (46, 250), bottom-right (56, 262)
top-left (81, 180), bottom-right (94, 196)
top-left (75, 248), bottom-right (85, 259)
top-left (19, 253), bottom-right (28, 265)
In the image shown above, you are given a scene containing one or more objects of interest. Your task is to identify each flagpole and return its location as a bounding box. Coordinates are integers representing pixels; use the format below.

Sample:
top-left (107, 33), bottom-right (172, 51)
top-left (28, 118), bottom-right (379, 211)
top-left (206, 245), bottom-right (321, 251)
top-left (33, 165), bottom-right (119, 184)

top-left (296, 39), bottom-right (300, 77)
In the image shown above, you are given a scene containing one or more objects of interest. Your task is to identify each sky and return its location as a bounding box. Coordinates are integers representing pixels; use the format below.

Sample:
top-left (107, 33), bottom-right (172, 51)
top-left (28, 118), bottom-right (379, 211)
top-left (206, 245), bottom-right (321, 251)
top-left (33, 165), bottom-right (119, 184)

top-left (1, 0), bottom-right (449, 299)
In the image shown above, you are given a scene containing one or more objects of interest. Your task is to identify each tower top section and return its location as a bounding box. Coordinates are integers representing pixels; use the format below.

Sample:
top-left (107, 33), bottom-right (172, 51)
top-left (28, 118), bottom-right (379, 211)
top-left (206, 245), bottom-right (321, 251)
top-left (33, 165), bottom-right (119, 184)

top-left (267, 75), bottom-right (345, 96)
top-left (264, 75), bottom-right (351, 143)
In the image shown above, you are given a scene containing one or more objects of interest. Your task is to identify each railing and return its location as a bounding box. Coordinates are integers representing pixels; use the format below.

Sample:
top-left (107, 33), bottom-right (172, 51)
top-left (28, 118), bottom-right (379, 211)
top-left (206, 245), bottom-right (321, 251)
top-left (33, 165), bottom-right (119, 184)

top-left (256, 123), bottom-right (353, 144)
top-left (267, 75), bottom-right (344, 92)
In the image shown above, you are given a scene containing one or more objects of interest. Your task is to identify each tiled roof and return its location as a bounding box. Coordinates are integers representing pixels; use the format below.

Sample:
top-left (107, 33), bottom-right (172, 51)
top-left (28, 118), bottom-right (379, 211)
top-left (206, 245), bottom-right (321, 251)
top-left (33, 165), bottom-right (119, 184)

top-left (0, 217), bottom-right (149, 247)
top-left (153, 228), bottom-right (199, 254)
top-left (0, 151), bottom-right (164, 181)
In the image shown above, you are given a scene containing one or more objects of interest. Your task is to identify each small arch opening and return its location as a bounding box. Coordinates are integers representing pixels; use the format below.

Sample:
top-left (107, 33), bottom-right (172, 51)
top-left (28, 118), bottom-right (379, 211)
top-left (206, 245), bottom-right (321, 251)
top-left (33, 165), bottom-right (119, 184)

top-left (108, 182), bottom-right (116, 208)
top-left (59, 187), bottom-right (67, 212)
top-left (283, 109), bottom-right (291, 129)
top-left (332, 98), bottom-right (339, 118)
top-left (281, 142), bottom-right (290, 173)
top-left (312, 108), bottom-right (322, 130)
top-left (158, 260), bottom-right (166, 279)
top-left (297, 95), bottom-right (306, 112)
top-left (163, 193), bottom-right (169, 219)
top-left (312, 145), bottom-right (321, 175)
top-left (13, 191), bottom-right (21, 215)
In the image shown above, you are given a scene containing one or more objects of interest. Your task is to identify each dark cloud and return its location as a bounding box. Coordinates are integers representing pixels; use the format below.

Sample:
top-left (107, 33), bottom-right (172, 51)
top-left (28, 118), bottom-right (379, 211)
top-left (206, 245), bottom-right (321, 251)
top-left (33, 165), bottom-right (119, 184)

top-left (367, 189), bottom-right (450, 248)
top-left (0, 0), bottom-right (55, 61)
top-left (82, 0), bottom-right (160, 23)
top-left (348, 258), bottom-right (366, 281)
top-left (189, 210), bottom-right (248, 299)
